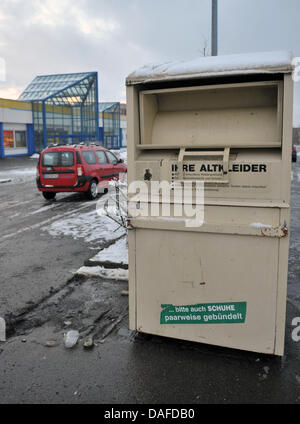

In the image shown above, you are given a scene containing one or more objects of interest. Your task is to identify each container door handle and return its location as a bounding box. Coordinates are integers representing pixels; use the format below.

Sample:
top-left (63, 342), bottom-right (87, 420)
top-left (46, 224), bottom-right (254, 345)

top-left (177, 147), bottom-right (230, 184)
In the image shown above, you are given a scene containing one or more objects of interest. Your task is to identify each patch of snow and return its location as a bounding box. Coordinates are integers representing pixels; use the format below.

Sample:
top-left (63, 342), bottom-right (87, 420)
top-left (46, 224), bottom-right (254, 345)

top-left (45, 209), bottom-right (126, 245)
top-left (0, 168), bottom-right (36, 184)
top-left (119, 149), bottom-right (127, 164)
top-left (90, 236), bottom-right (128, 265)
top-left (76, 266), bottom-right (128, 281)
top-left (29, 204), bottom-right (59, 215)
top-left (30, 153), bottom-right (40, 159)
top-left (251, 222), bottom-right (273, 229)
top-left (111, 148), bottom-right (127, 164)
top-left (127, 51), bottom-right (293, 84)
top-left (0, 168), bottom-right (36, 176)
top-left (0, 317), bottom-right (6, 342)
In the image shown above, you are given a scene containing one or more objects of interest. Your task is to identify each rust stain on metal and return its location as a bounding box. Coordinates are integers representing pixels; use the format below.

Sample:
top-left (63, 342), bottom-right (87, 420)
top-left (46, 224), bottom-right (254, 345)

top-left (127, 220), bottom-right (134, 230)
top-left (261, 225), bottom-right (288, 238)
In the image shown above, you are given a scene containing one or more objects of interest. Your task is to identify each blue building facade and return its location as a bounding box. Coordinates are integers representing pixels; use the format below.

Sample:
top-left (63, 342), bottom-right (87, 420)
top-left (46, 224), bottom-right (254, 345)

top-left (99, 102), bottom-right (122, 150)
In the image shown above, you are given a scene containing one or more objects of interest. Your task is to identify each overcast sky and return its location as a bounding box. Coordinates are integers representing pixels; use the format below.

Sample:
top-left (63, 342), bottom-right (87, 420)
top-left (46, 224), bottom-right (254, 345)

top-left (1, 0), bottom-right (300, 124)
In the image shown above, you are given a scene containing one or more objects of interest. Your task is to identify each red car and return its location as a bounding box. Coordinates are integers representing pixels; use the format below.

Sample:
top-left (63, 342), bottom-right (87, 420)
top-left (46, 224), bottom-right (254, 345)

top-left (36, 144), bottom-right (127, 200)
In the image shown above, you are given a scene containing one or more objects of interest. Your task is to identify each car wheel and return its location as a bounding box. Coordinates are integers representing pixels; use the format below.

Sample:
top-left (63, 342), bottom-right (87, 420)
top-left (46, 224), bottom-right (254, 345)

top-left (86, 180), bottom-right (98, 200)
top-left (42, 192), bottom-right (56, 200)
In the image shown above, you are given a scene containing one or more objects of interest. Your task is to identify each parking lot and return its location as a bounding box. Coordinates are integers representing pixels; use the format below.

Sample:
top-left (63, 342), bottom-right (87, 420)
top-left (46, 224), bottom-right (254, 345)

top-left (0, 154), bottom-right (300, 404)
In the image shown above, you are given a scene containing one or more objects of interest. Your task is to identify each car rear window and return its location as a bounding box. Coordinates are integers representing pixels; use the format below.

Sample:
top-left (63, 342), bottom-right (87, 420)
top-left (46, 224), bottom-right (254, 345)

top-left (42, 152), bottom-right (59, 167)
top-left (82, 151), bottom-right (96, 164)
top-left (42, 151), bottom-right (74, 167)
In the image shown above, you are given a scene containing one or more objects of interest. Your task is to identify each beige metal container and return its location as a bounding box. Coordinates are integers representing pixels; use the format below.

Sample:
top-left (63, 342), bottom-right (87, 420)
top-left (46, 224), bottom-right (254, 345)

top-left (126, 51), bottom-right (294, 355)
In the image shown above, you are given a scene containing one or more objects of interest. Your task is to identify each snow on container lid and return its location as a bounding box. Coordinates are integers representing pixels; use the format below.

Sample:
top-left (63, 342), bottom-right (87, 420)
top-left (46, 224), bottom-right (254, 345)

top-left (126, 51), bottom-right (294, 85)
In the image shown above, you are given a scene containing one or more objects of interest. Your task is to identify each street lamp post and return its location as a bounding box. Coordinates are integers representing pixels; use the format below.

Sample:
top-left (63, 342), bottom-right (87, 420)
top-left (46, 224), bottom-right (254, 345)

top-left (211, 0), bottom-right (218, 56)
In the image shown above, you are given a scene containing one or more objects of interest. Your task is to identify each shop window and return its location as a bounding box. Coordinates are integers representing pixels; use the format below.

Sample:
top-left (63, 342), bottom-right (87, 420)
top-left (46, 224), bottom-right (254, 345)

top-left (15, 131), bottom-right (27, 148)
top-left (3, 131), bottom-right (14, 149)
top-left (3, 130), bottom-right (27, 149)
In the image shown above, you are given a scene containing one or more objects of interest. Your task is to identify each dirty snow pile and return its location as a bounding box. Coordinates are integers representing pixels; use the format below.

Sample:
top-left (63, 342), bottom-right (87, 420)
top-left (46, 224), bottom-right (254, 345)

top-left (77, 235), bottom-right (128, 281)
top-left (76, 265), bottom-right (128, 281)
top-left (111, 148), bottom-right (127, 164)
top-left (30, 153), bottom-right (40, 159)
top-left (119, 149), bottom-right (127, 164)
top-left (90, 236), bottom-right (128, 266)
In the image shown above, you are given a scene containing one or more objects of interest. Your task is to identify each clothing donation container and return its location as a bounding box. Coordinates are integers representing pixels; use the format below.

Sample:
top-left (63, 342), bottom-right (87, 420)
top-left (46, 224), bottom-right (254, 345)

top-left (126, 51), bottom-right (294, 355)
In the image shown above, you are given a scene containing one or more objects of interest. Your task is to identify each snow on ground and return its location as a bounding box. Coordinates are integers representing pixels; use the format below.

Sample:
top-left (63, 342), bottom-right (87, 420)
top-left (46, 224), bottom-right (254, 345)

top-left (90, 236), bottom-right (128, 266)
top-left (111, 148), bottom-right (127, 164)
top-left (0, 167), bottom-right (36, 184)
top-left (76, 265), bottom-right (128, 281)
top-left (119, 149), bottom-right (127, 164)
top-left (43, 199), bottom-right (129, 277)
top-left (44, 209), bottom-right (126, 245)
top-left (0, 168), bottom-right (36, 176)
top-left (29, 204), bottom-right (60, 215)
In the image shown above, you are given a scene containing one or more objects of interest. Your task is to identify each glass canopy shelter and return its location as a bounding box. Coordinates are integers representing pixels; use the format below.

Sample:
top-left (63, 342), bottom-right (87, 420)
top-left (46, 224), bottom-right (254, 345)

top-left (19, 72), bottom-right (99, 151)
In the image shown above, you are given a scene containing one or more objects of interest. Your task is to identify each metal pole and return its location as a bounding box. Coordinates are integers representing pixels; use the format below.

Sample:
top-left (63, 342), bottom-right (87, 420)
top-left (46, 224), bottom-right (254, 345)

top-left (211, 0), bottom-right (218, 56)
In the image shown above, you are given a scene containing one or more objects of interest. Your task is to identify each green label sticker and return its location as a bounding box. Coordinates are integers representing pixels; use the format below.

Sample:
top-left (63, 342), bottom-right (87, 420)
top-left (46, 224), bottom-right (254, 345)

top-left (161, 302), bottom-right (247, 325)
